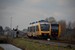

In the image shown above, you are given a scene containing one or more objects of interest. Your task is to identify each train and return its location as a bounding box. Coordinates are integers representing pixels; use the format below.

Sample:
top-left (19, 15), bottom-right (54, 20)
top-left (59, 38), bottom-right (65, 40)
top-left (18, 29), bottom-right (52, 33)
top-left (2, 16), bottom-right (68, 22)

top-left (27, 20), bottom-right (61, 39)
top-left (50, 23), bottom-right (61, 39)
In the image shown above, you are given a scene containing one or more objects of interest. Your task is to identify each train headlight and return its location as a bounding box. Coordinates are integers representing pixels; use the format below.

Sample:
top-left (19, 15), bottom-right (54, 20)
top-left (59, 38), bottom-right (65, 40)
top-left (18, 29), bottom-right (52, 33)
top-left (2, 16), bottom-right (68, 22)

top-left (47, 38), bottom-right (50, 41)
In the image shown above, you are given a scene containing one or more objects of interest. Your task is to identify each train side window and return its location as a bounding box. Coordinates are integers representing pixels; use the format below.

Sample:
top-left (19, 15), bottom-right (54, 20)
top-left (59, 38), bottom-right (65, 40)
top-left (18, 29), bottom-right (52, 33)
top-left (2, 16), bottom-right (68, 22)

top-left (33, 26), bottom-right (35, 32)
top-left (36, 26), bottom-right (39, 31)
top-left (31, 26), bottom-right (35, 32)
top-left (29, 27), bottom-right (31, 32)
top-left (28, 27), bottom-right (30, 32)
top-left (31, 27), bottom-right (32, 32)
top-left (32, 26), bottom-right (35, 32)
top-left (30, 27), bottom-right (32, 32)
top-left (31, 27), bottom-right (33, 32)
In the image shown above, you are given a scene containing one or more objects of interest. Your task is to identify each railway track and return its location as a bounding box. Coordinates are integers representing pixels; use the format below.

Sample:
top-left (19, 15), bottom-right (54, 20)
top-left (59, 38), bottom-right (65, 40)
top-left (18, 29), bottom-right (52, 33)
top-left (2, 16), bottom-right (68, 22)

top-left (38, 40), bottom-right (75, 48)
top-left (24, 37), bottom-right (75, 48)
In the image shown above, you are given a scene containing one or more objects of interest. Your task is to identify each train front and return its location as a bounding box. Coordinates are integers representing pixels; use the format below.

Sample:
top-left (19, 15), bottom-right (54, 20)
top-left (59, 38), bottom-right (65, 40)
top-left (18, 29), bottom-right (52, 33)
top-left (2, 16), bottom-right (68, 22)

top-left (39, 22), bottom-right (51, 39)
top-left (51, 24), bottom-right (60, 40)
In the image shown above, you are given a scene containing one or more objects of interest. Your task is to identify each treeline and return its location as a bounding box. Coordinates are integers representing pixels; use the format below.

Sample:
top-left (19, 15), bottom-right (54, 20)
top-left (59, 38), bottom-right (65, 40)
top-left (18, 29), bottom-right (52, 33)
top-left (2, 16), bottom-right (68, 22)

top-left (45, 17), bottom-right (75, 41)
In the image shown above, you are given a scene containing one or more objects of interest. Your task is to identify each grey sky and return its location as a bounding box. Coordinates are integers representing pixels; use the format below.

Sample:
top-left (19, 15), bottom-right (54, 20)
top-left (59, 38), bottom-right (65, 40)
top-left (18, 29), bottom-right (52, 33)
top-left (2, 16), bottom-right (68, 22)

top-left (0, 0), bottom-right (75, 30)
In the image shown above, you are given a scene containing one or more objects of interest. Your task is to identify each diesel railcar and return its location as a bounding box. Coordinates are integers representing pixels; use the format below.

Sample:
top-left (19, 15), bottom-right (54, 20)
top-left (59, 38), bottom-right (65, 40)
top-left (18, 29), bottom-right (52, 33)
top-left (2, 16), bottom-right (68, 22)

top-left (27, 20), bottom-right (51, 39)
top-left (51, 23), bottom-right (61, 39)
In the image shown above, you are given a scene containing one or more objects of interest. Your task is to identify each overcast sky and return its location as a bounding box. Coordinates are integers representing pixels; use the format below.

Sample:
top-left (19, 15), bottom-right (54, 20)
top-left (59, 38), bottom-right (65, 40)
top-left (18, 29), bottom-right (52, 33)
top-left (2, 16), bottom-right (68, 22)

top-left (0, 0), bottom-right (75, 30)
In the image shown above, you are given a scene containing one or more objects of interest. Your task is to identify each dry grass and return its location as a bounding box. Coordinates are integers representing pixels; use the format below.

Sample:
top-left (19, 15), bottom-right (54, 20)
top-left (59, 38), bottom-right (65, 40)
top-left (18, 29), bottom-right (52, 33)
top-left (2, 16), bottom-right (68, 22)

top-left (10, 38), bottom-right (75, 50)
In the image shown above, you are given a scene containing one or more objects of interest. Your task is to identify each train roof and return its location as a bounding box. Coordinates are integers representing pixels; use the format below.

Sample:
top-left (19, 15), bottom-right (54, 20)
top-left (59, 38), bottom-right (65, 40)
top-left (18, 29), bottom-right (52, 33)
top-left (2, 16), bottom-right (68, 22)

top-left (30, 20), bottom-right (49, 24)
top-left (29, 22), bottom-right (50, 27)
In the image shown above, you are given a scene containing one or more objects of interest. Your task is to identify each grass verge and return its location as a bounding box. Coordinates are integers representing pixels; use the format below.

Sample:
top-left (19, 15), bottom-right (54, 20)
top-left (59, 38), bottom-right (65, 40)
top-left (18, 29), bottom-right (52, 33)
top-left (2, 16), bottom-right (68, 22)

top-left (10, 38), bottom-right (75, 50)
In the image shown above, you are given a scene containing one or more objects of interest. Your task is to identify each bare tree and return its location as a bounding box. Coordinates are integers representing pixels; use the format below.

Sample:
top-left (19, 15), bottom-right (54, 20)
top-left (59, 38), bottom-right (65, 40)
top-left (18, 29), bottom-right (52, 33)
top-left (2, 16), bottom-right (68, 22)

top-left (45, 17), bottom-right (57, 23)
top-left (71, 21), bottom-right (75, 37)
top-left (71, 21), bottom-right (75, 29)
top-left (67, 21), bottom-right (72, 29)
top-left (5, 26), bottom-right (11, 31)
top-left (58, 20), bottom-right (66, 33)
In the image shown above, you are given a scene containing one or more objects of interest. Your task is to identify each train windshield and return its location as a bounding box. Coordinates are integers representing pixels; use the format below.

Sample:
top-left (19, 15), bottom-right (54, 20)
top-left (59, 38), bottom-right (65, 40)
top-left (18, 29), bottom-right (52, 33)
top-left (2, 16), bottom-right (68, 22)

top-left (40, 24), bottom-right (50, 31)
top-left (51, 24), bottom-right (59, 30)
